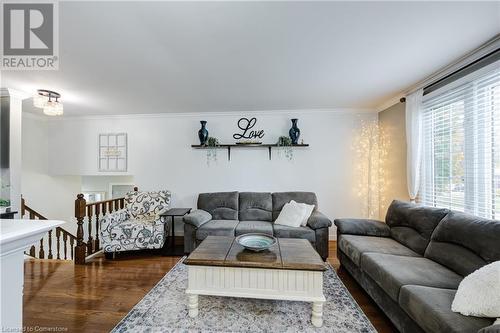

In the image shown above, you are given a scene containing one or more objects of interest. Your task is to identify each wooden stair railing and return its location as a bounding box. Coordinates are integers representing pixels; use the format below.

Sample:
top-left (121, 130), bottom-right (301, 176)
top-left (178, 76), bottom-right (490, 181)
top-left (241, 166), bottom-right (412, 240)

top-left (20, 187), bottom-right (137, 264)
top-left (74, 187), bottom-right (137, 264)
top-left (21, 197), bottom-right (80, 261)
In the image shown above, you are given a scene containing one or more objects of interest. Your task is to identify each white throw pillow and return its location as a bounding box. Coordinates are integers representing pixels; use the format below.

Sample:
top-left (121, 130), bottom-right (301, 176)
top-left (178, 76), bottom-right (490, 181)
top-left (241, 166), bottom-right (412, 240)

top-left (274, 202), bottom-right (306, 228)
top-left (451, 261), bottom-right (500, 321)
top-left (290, 200), bottom-right (315, 226)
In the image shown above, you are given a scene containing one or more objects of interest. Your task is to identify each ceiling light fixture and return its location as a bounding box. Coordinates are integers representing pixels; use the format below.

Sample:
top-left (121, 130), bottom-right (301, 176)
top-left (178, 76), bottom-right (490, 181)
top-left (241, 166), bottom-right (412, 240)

top-left (33, 89), bottom-right (64, 116)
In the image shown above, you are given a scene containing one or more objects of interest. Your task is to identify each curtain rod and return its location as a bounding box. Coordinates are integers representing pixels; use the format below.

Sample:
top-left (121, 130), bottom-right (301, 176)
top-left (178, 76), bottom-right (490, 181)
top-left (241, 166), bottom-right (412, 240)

top-left (400, 48), bottom-right (499, 103)
top-left (399, 34), bottom-right (500, 103)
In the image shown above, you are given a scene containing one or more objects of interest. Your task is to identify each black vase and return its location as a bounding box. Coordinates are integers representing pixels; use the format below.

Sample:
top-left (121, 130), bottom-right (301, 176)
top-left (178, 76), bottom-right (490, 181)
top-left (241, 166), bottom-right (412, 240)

top-left (198, 121), bottom-right (209, 145)
top-left (289, 118), bottom-right (300, 144)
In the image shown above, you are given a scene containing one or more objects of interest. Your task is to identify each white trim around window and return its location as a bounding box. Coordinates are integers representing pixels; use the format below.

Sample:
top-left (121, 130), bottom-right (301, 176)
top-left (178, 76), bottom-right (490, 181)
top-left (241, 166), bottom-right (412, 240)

top-left (419, 61), bottom-right (500, 219)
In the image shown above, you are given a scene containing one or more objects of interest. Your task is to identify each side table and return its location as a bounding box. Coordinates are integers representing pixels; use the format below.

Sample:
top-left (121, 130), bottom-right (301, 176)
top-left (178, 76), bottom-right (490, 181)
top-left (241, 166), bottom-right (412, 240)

top-left (0, 211), bottom-right (18, 219)
top-left (160, 208), bottom-right (191, 256)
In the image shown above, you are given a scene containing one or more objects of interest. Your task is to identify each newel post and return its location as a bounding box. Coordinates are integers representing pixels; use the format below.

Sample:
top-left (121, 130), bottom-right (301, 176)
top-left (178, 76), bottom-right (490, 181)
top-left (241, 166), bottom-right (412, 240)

top-left (21, 196), bottom-right (25, 217)
top-left (75, 193), bottom-right (87, 264)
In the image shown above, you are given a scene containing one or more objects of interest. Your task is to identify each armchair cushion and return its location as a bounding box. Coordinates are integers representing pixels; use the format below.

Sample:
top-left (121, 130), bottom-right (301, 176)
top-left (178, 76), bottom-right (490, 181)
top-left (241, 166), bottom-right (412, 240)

top-left (101, 190), bottom-right (171, 254)
top-left (183, 209), bottom-right (212, 228)
top-left (100, 208), bottom-right (129, 235)
top-left (334, 218), bottom-right (391, 237)
top-left (100, 209), bottom-right (166, 253)
top-left (125, 190), bottom-right (171, 219)
top-left (306, 211), bottom-right (332, 230)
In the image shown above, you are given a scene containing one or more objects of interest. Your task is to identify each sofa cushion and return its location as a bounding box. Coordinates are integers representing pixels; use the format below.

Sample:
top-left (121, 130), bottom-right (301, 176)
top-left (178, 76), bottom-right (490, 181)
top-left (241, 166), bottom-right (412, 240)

top-left (425, 210), bottom-right (500, 276)
top-left (238, 192), bottom-right (272, 221)
top-left (197, 192), bottom-right (238, 220)
top-left (361, 253), bottom-right (462, 302)
top-left (235, 220), bottom-right (273, 236)
top-left (272, 224), bottom-right (315, 242)
top-left (399, 285), bottom-right (494, 333)
top-left (196, 219), bottom-right (238, 240)
top-left (338, 234), bottom-right (420, 266)
top-left (385, 200), bottom-right (449, 255)
top-left (272, 192), bottom-right (317, 221)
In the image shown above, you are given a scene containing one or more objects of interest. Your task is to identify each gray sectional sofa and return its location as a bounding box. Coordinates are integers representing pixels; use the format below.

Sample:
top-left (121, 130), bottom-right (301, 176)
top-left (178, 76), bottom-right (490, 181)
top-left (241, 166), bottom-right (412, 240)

top-left (335, 200), bottom-right (500, 333)
top-left (183, 191), bottom-right (332, 260)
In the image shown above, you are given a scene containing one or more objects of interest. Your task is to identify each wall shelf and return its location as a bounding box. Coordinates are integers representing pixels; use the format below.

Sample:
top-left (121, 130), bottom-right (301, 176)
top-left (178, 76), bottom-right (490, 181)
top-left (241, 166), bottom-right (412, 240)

top-left (191, 143), bottom-right (309, 161)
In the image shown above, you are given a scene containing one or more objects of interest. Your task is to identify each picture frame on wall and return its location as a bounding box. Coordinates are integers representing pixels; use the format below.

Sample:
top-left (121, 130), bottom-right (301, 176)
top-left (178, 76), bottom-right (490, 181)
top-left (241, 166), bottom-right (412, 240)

top-left (99, 133), bottom-right (128, 172)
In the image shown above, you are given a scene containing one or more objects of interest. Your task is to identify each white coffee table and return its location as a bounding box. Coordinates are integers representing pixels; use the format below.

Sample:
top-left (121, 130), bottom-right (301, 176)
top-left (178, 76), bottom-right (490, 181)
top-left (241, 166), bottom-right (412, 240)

top-left (184, 236), bottom-right (327, 327)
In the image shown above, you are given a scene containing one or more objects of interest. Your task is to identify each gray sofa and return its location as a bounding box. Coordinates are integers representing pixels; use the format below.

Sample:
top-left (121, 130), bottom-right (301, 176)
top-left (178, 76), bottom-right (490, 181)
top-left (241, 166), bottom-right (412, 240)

top-left (335, 200), bottom-right (500, 333)
top-left (183, 191), bottom-right (332, 260)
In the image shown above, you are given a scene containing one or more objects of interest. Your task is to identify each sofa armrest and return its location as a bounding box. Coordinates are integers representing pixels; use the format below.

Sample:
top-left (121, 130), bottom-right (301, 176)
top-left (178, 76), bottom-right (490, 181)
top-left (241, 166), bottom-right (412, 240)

top-left (100, 208), bottom-right (129, 234)
top-left (478, 323), bottom-right (500, 333)
top-left (183, 209), bottom-right (212, 228)
top-left (334, 218), bottom-right (390, 237)
top-left (307, 211), bottom-right (332, 230)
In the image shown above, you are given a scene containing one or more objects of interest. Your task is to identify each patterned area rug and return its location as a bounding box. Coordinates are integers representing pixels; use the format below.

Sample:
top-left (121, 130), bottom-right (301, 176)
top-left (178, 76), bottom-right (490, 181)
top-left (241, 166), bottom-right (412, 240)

top-left (112, 258), bottom-right (376, 333)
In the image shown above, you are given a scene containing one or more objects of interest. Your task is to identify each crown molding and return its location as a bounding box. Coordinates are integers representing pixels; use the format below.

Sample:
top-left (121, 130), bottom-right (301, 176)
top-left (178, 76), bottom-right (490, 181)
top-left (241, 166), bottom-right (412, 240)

top-left (376, 96), bottom-right (403, 112)
top-left (47, 108), bottom-right (377, 121)
top-left (375, 33), bottom-right (500, 112)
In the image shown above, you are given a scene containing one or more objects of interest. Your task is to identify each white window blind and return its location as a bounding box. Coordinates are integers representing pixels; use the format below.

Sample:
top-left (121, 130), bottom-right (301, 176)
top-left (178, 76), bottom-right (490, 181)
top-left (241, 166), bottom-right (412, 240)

top-left (419, 62), bottom-right (500, 218)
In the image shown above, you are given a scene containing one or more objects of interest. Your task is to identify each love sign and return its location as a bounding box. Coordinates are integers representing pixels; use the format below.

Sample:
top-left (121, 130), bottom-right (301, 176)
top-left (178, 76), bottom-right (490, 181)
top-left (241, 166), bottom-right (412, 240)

top-left (233, 117), bottom-right (265, 140)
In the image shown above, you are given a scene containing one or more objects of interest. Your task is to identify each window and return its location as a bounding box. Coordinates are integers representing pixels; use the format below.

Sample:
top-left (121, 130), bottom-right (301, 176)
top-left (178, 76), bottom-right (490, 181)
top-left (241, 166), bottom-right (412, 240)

top-left (83, 191), bottom-right (106, 203)
top-left (419, 62), bottom-right (500, 219)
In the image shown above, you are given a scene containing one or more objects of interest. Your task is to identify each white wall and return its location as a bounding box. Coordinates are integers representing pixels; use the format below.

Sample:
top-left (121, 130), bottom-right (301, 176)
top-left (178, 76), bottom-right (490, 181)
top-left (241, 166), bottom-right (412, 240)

top-left (2, 90), bottom-right (24, 213)
top-left (378, 102), bottom-right (409, 219)
top-left (21, 113), bottom-right (81, 232)
top-left (46, 110), bottom-right (377, 239)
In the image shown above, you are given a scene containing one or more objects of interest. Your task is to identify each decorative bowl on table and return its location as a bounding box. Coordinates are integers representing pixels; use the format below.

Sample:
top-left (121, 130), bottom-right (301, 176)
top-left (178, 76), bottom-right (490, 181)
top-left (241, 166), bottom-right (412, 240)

top-left (236, 233), bottom-right (277, 252)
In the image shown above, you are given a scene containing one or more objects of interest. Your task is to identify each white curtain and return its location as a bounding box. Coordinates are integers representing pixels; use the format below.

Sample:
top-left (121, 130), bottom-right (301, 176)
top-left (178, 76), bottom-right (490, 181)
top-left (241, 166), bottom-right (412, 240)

top-left (405, 89), bottom-right (424, 201)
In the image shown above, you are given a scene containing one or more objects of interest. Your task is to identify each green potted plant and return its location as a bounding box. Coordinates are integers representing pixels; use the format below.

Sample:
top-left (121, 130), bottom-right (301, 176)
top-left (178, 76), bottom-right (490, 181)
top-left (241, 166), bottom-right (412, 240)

top-left (206, 137), bottom-right (220, 165)
top-left (0, 182), bottom-right (11, 214)
top-left (277, 136), bottom-right (293, 160)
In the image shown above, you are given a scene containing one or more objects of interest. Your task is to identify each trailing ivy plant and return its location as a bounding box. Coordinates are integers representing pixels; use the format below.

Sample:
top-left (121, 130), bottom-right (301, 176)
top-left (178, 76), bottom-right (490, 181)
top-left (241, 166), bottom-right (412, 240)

top-left (0, 199), bottom-right (10, 207)
top-left (206, 137), bottom-right (220, 165)
top-left (0, 181), bottom-right (10, 207)
top-left (277, 136), bottom-right (293, 160)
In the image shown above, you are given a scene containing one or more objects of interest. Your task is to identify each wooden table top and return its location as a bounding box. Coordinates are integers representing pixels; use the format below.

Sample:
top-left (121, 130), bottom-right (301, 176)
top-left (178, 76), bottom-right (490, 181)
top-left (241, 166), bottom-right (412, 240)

top-left (184, 236), bottom-right (326, 271)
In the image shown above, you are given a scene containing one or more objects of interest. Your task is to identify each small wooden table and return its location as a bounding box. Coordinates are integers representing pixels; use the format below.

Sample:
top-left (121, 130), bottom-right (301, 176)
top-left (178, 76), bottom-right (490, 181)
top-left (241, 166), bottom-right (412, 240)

top-left (184, 236), bottom-right (327, 327)
top-left (160, 208), bottom-right (191, 256)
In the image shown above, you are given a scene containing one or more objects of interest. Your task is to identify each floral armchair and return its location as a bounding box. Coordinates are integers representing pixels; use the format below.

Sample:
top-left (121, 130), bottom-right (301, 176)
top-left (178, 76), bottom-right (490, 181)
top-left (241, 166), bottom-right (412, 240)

top-left (100, 190), bottom-right (171, 256)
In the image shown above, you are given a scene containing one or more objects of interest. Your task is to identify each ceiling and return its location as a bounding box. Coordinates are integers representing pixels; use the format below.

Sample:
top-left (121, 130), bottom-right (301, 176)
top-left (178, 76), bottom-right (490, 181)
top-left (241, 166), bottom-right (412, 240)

top-left (2, 1), bottom-right (499, 116)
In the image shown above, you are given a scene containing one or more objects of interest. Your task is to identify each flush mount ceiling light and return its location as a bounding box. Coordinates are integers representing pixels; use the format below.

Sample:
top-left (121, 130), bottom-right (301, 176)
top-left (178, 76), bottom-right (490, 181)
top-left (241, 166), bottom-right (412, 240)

top-left (33, 89), bottom-right (64, 116)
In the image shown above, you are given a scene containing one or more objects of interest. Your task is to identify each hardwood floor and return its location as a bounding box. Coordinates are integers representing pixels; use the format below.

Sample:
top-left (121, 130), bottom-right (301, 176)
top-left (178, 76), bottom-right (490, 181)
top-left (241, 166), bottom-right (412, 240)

top-left (23, 241), bottom-right (397, 333)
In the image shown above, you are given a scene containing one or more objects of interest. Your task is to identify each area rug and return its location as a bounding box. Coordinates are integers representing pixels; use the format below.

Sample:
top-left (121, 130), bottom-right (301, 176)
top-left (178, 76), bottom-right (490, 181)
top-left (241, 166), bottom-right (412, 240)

top-left (112, 258), bottom-right (376, 333)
